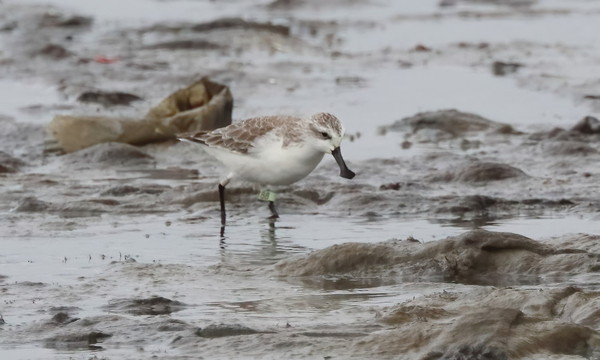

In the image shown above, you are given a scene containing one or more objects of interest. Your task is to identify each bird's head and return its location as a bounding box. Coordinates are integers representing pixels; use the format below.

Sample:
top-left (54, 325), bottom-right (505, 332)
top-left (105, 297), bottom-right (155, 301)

top-left (308, 112), bottom-right (356, 179)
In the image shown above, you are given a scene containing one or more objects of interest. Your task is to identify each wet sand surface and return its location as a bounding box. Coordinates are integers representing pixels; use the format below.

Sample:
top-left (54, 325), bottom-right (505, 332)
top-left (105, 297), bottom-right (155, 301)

top-left (1, 0), bottom-right (600, 359)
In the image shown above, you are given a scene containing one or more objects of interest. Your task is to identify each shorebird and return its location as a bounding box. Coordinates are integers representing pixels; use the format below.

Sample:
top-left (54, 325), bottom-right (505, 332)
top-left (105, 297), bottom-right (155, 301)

top-left (178, 112), bottom-right (355, 230)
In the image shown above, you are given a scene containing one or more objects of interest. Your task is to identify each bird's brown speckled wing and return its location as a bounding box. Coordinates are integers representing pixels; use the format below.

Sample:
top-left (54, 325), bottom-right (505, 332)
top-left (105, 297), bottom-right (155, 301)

top-left (177, 115), bottom-right (303, 154)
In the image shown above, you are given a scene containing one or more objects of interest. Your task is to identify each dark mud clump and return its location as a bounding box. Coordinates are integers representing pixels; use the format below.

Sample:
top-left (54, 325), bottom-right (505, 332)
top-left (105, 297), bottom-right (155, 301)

top-left (431, 161), bottom-right (527, 183)
top-left (39, 13), bottom-right (93, 28)
top-left (0, 151), bottom-right (25, 173)
top-left (195, 324), bottom-right (262, 338)
top-left (190, 17), bottom-right (290, 36)
top-left (48, 312), bottom-right (79, 326)
top-left (140, 17), bottom-right (290, 37)
top-left (492, 60), bottom-right (523, 76)
top-left (106, 296), bottom-right (186, 316)
top-left (77, 91), bottom-right (143, 107)
top-left (571, 115), bottom-right (600, 135)
top-left (34, 43), bottom-right (73, 60)
top-left (142, 39), bottom-right (223, 51)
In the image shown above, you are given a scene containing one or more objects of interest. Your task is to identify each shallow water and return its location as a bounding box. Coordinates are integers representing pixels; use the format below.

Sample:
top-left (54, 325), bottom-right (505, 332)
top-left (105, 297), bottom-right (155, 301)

top-left (6, 213), bottom-right (592, 283)
top-left (0, 80), bottom-right (63, 123)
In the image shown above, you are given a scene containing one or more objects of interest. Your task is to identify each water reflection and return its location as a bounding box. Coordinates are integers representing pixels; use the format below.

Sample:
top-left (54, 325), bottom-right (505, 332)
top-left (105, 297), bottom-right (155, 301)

top-left (432, 215), bottom-right (502, 229)
top-left (295, 276), bottom-right (392, 290)
top-left (218, 217), bottom-right (309, 266)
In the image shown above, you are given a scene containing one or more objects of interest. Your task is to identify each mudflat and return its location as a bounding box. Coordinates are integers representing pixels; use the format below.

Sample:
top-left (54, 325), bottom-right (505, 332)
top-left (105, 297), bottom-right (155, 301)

top-left (1, 0), bottom-right (599, 359)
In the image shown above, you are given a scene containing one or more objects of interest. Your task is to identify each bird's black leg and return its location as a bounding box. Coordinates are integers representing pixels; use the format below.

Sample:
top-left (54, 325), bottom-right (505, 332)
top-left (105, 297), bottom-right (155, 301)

top-left (268, 201), bottom-right (279, 219)
top-left (219, 184), bottom-right (226, 229)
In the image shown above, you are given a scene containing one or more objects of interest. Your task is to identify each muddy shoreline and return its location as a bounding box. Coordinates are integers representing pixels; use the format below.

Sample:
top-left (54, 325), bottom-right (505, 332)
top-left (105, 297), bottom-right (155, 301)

top-left (1, 0), bottom-right (600, 359)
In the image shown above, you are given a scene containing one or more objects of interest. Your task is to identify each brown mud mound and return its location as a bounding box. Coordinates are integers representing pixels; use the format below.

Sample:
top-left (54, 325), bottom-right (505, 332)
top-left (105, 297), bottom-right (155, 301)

top-left (140, 17), bottom-right (290, 36)
top-left (275, 230), bottom-right (599, 285)
top-left (431, 161), bottom-right (528, 183)
top-left (383, 109), bottom-right (516, 141)
top-left (47, 312), bottom-right (80, 326)
top-left (0, 151), bottom-right (26, 173)
top-left (105, 296), bottom-right (186, 316)
top-left (571, 116), bottom-right (600, 135)
top-left (195, 323), bottom-right (264, 338)
top-left (34, 11), bottom-right (93, 28)
top-left (353, 286), bottom-right (600, 359)
top-left (60, 142), bottom-right (154, 168)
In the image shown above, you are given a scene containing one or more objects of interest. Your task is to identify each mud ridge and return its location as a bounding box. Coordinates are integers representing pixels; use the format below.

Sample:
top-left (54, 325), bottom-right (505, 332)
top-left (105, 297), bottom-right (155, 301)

top-left (275, 229), bottom-right (600, 285)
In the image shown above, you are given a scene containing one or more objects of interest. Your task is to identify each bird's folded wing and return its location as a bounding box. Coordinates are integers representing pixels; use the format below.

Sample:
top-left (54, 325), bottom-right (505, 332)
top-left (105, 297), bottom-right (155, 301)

top-left (177, 116), bottom-right (299, 154)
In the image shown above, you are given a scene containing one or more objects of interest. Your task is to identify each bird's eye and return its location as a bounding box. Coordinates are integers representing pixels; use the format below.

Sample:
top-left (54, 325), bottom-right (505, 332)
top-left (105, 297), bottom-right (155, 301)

top-left (320, 132), bottom-right (331, 139)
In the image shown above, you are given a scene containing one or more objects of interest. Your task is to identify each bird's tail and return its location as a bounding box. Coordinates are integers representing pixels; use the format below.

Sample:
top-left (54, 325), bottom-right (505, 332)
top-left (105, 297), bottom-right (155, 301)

top-left (176, 131), bottom-right (209, 145)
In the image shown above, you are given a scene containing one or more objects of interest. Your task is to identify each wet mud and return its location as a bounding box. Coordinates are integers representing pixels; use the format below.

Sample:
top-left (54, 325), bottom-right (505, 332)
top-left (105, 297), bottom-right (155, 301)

top-left (1, 0), bottom-right (600, 359)
top-left (276, 229), bottom-right (600, 285)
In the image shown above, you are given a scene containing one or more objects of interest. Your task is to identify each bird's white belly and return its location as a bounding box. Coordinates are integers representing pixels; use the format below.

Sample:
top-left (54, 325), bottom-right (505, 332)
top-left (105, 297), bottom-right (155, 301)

top-left (236, 145), bottom-right (325, 186)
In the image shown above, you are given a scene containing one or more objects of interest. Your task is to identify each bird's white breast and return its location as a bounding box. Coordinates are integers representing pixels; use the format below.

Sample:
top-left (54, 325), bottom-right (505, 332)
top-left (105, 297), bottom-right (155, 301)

top-left (242, 139), bottom-right (325, 186)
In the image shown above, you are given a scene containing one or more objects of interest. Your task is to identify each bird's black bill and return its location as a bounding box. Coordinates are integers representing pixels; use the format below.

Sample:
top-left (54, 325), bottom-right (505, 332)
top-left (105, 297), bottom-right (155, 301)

top-left (332, 147), bottom-right (356, 179)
